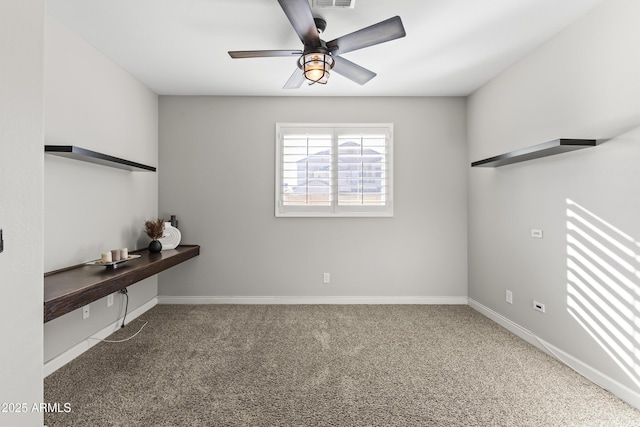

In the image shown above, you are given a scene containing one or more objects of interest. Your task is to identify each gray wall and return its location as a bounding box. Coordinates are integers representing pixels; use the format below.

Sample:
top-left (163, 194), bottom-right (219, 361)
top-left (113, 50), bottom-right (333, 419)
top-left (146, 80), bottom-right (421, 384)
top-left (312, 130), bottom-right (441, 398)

top-left (43, 16), bottom-right (159, 364)
top-left (0, 1), bottom-right (45, 426)
top-left (158, 96), bottom-right (468, 301)
top-left (468, 0), bottom-right (640, 397)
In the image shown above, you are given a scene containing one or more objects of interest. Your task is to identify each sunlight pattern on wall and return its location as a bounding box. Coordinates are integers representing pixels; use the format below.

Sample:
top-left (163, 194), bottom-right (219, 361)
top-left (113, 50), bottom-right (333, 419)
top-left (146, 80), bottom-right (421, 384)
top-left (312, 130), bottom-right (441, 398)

top-left (566, 199), bottom-right (640, 388)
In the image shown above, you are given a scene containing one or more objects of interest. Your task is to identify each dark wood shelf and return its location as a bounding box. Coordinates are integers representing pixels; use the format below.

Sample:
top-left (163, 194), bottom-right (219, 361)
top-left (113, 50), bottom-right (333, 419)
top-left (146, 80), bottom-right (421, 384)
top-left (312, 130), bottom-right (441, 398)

top-left (471, 139), bottom-right (597, 167)
top-left (45, 145), bottom-right (157, 172)
top-left (44, 245), bottom-right (199, 322)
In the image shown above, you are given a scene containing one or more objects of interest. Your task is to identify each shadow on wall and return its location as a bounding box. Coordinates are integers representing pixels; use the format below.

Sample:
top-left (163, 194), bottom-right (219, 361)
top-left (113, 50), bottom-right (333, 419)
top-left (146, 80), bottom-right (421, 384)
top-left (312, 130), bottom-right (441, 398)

top-left (566, 198), bottom-right (640, 388)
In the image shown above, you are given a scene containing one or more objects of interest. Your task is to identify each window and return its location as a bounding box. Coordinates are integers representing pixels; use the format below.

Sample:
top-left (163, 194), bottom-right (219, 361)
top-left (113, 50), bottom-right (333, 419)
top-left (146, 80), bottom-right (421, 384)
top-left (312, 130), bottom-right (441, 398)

top-left (276, 123), bottom-right (393, 217)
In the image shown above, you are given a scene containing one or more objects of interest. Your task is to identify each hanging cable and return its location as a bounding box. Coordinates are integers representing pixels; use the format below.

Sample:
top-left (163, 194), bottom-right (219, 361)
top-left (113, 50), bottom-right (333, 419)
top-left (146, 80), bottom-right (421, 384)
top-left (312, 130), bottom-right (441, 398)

top-left (87, 289), bottom-right (147, 344)
top-left (89, 319), bottom-right (148, 343)
top-left (120, 288), bottom-right (129, 328)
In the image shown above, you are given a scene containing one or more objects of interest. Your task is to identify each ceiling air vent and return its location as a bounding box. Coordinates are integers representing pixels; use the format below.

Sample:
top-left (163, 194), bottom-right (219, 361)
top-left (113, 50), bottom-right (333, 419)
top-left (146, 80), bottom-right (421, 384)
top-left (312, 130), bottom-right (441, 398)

top-left (313, 0), bottom-right (355, 9)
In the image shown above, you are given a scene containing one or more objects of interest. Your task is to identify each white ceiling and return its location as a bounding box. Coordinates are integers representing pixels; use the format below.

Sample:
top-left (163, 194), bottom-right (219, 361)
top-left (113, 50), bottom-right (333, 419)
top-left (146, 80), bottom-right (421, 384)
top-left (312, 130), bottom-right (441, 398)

top-left (47, 0), bottom-right (604, 97)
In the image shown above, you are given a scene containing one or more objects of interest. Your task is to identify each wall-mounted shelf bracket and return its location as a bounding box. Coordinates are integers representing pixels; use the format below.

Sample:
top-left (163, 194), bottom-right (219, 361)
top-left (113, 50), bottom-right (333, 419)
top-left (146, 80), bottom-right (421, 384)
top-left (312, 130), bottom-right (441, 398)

top-left (45, 145), bottom-right (156, 172)
top-left (471, 139), bottom-right (597, 167)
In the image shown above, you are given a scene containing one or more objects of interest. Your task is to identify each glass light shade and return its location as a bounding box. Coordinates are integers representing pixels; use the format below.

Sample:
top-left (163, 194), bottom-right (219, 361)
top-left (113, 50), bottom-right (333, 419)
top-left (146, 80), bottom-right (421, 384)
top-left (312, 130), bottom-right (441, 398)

top-left (299, 52), bottom-right (334, 85)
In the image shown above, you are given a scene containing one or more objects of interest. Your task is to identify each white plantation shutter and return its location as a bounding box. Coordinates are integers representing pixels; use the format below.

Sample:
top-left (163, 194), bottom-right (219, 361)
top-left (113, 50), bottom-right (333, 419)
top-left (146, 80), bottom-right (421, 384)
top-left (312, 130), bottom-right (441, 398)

top-left (276, 124), bottom-right (393, 217)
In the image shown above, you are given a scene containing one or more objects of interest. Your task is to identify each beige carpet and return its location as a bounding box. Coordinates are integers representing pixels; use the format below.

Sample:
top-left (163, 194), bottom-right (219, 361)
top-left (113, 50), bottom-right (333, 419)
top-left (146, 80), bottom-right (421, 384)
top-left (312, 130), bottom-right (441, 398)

top-left (45, 305), bottom-right (640, 426)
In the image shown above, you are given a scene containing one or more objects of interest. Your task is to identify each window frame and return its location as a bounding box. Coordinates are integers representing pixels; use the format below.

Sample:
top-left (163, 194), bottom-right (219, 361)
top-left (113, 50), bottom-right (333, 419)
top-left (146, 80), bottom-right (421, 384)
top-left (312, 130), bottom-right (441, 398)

top-left (275, 123), bottom-right (394, 218)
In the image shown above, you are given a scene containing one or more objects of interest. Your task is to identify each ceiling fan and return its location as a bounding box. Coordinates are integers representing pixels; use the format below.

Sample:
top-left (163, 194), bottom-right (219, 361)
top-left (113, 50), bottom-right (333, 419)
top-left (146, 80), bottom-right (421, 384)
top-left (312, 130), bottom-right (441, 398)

top-left (228, 0), bottom-right (406, 89)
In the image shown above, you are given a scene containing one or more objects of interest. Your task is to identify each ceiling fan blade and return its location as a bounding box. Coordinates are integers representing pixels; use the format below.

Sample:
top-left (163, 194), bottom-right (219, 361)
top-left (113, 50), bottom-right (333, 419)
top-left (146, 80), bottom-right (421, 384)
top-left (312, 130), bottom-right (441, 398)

top-left (278, 0), bottom-right (321, 47)
top-left (331, 56), bottom-right (376, 85)
top-left (327, 16), bottom-right (406, 56)
top-left (229, 50), bottom-right (302, 59)
top-left (283, 68), bottom-right (305, 89)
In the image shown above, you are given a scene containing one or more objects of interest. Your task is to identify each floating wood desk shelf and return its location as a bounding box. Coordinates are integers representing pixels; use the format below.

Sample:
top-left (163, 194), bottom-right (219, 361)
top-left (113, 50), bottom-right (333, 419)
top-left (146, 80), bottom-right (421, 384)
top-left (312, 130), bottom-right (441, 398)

top-left (45, 145), bottom-right (157, 172)
top-left (44, 245), bottom-right (199, 322)
top-left (471, 139), bottom-right (597, 167)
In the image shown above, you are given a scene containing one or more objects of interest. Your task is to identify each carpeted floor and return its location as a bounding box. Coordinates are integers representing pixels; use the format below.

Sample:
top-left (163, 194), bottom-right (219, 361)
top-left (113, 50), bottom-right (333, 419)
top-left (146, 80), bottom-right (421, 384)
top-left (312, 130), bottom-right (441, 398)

top-left (45, 305), bottom-right (640, 426)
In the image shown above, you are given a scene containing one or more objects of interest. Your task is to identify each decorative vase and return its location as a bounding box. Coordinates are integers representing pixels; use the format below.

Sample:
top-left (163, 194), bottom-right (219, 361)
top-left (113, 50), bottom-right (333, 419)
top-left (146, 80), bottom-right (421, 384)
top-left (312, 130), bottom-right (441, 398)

top-left (157, 222), bottom-right (181, 250)
top-left (148, 240), bottom-right (162, 253)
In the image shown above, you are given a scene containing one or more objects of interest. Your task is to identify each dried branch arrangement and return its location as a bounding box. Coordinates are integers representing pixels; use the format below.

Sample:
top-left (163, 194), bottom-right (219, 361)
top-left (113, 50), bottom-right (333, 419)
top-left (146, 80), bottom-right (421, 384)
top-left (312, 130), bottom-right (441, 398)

top-left (145, 218), bottom-right (165, 240)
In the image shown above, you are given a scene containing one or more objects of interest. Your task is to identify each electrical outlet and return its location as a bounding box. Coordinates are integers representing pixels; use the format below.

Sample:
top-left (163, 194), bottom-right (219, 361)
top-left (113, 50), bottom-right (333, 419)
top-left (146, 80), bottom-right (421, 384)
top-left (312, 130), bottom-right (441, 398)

top-left (323, 272), bottom-right (330, 284)
top-left (107, 294), bottom-right (114, 307)
top-left (533, 300), bottom-right (546, 313)
top-left (506, 290), bottom-right (513, 304)
top-left (82, 305), bottom-right (90, 319)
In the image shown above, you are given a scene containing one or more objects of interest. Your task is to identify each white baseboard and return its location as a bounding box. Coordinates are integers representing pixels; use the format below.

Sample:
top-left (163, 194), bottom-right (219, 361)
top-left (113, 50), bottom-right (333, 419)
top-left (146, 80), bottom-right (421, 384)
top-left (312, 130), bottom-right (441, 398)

top-left (157, 295), bottom-right (469, 305)
top-left (468, 298), bottom-right (640, 410)
top-left (44, 297), bottom-right (158, 377)
top-left (467, 298), bottom-right (542, 348)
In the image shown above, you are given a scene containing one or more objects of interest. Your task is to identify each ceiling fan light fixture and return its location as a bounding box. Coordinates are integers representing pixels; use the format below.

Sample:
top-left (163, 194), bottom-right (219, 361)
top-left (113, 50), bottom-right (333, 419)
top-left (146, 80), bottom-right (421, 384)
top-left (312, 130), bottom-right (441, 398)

top-left (299, 51), bottom-right (334, 85)
top-left (228, 0), bottom-right (406, 89)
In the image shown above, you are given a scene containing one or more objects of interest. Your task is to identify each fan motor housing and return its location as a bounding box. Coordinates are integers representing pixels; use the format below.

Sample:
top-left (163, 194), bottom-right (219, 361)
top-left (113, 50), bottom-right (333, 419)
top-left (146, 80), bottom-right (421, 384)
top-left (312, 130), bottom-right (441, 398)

top-left (314, 17), bottom-right (327, 34)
